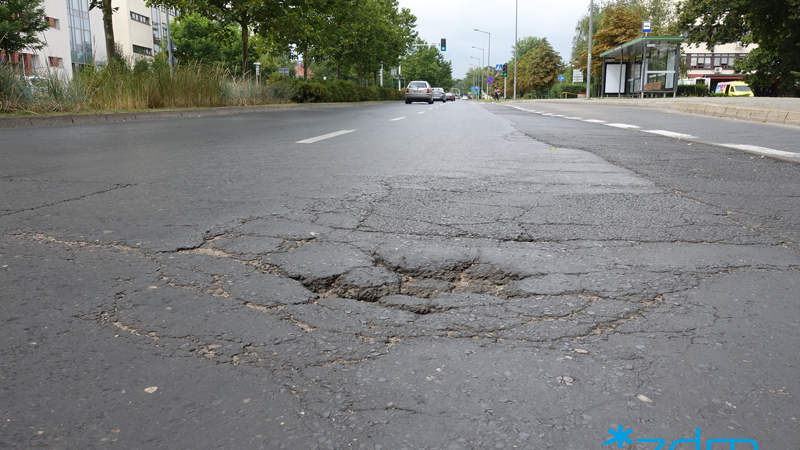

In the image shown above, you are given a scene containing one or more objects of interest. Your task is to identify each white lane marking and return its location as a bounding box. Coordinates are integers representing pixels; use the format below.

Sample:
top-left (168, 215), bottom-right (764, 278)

top-left (390, 117), bottom-right (406, 121)
top-left (717, 144), bottom-right (800, 161)
top-left (606, 123), bottom-right (640, 129)
top-left (417, 111), bottom-right (425, 114)
top-left (553, 114), bottom-right (566, 117)
top-left (296, 129), bottom-right (356, 144)
top-left (542, 113), bottom-right (555, 116)
top-left (564, 116), bottom-right (583, 120)
top-left (643, 130), bottom-right (697, 139)
top-left (583, 119), bottom-right (606, 123)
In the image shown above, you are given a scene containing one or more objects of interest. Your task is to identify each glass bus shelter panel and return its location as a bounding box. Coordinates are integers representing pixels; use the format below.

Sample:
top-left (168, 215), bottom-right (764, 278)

top-left (643, 43), bottom-right (679, 91)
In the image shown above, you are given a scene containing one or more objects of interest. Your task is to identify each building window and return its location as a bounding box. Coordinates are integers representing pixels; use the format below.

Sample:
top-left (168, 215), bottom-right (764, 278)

top-left (46, 17), bottom-right (60, 29)
top-left (130, 12), bottom-right (150, 25)
top-left (67, 0), bottom-right (93, 66)
top-left (48, 56), bottom-right (64, 67)
top-left (132, 45), bottom-right (152, 56)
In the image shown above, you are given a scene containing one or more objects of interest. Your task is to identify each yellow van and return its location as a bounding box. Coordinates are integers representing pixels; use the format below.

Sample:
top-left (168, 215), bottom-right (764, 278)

top-left (714, 81), bottom-right (754, 97)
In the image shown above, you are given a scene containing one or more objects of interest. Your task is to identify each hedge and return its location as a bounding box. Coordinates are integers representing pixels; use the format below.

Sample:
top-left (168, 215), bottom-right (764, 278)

top-left (290, 79), bottom-right (404, 103)
top-left (677, 84), bottom-right (710, 97)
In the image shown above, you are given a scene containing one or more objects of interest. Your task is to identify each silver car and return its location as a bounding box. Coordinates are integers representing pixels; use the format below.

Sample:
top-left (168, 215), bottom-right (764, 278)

top-left (431, 87), bottom-right (446, 102)
top-left (405, 81), bottom-right (433, 104)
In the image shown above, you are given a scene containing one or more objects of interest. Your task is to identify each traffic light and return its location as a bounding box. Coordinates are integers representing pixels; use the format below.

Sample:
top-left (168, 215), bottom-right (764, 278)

top-left (503, 63), bottom-right (508, 77)
top-left (440, 38), bottom-right (446, 51)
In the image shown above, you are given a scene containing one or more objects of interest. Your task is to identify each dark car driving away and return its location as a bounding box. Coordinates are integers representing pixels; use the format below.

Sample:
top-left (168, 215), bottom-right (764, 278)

top-left (405, 81), bottom-right (433, 104)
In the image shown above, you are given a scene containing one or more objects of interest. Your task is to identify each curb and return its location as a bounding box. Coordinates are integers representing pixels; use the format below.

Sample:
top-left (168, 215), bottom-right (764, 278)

top-left (530, 99), bottom-right (800, 128)
top-left (0, 101), bottom-right (391, 129)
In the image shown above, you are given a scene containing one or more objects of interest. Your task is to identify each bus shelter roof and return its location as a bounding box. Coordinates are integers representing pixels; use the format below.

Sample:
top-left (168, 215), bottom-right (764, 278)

top-left (598, 36), bottom-right (685, 59)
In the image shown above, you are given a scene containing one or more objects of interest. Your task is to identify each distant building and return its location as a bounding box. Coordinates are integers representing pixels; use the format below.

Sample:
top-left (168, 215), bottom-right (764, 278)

top-left (681, 41), bottom-right (756, 91)
top-left (295, 61), bottom-right (313, 79)
top-left (5, 0), bottom-right (173, 78)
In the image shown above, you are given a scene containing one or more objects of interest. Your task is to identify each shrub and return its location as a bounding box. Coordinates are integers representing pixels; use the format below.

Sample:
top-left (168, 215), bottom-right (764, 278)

top-left (677, 84), bottom-right (710, 97)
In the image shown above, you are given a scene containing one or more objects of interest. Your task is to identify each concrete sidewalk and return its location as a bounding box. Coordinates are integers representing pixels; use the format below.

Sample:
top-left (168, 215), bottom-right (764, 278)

top-left (531, 97), bottom-right (800, 127)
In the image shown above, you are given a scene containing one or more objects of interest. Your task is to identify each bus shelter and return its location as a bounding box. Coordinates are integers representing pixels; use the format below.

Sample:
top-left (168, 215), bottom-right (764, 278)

top-left (599, 36), bottom-right (684, 98)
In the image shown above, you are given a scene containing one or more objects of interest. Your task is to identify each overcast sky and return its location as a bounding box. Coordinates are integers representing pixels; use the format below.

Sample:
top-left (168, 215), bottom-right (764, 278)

top-left (396, 0), bottom-right (589, 81)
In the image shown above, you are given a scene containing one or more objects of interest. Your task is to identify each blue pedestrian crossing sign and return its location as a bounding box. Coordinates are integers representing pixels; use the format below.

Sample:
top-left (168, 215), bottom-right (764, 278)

top-left (487, 76), bottom-right (494, 83)
top-left (495, 64), bottom-right (503, 71)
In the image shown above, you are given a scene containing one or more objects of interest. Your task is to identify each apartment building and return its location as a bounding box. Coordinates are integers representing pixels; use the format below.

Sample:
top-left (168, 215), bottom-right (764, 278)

top-left (8, 0), bottom-right (172, 78)
top-left (681, 41), bottom-right (756, 91)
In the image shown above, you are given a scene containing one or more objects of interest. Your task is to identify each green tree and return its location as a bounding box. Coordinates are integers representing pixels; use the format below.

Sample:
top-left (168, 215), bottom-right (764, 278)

top-left (0, 0), bottom-right (49, 64)
top-left (401, 39), bottom-right (452, 89)
top-left (170, 13), bottom-right (223, 64)
top-left (170, 13), bottom-right (259, 75)
top-left (517, 38), bottom-right (563, 97)
top-left (88, 0), bottom-right (118, 62)
top-left (573, 2), bottom-right (645, 77)
top-left (677, 0), bottom-right (800, 90)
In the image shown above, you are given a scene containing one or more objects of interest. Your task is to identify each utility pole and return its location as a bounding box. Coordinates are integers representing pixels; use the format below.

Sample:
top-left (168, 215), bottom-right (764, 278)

top-left (586, 0), bottom-right (594, 99)
top-left (514, 0), bottom-right (518, 100)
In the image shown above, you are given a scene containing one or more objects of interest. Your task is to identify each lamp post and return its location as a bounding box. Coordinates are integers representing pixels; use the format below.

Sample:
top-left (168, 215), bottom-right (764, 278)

top-left (470, 62), bottom-right (479, 97)
top-left (472, 46), bottom-right (485, 99)
top-left (474, 29), bottom-right (491, 92)
top-left (587, 0), bottom-right (594, 99)
top-left (514, 0), bottom-right (518, 100)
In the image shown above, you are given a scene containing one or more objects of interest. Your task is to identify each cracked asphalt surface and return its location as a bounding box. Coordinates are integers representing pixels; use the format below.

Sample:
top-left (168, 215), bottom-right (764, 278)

top-left (1, 101), bottom-right (799, 449)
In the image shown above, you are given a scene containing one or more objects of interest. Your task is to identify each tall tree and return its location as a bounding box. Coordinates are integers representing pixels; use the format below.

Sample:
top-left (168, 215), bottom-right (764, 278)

top-left (401, 39), bottom-right (452, 89)
top-left (572, 2), bottom-right (645, 77)
top-left (89, 0), bottom-right (118, 62)
top-left (517, 38), bottom-right (563, 96)
top-left (0, 0), bottom-right (49, 64)
top-left (148, 0), bottom-right (298, 75)
top-left (677, 0), bottom-right (800, 90)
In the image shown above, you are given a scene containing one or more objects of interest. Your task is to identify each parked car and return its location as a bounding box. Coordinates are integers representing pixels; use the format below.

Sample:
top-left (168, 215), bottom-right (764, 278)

top-left (405, 81), bottom-right (434, 104)
top-left (431, 87), bottom-right (446, 102)
top-left (445, 92), bottom-right (455, 101)
top-left (714, 81), bottom-right (754, 97)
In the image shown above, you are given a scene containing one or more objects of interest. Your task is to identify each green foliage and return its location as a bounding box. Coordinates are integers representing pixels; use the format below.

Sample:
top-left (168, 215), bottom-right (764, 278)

top-left (170, 13), bottom-right (260, 76)
top-left (549, 83), bottom-right (587, 98)
top-left (0, 0), bottom-right (50, 59)
top-left (677, 84), bottom-right (709, 97)
top-left (517, 38), bottom-right (563, 93)
top-left (678, 0), bottom-right (800, 90)
top-left (573, 2), bottom-right (646, 77)
top-left (289, 79), bottom-right (403, 103)
top-left (401, 39), bottom-right (453, 89)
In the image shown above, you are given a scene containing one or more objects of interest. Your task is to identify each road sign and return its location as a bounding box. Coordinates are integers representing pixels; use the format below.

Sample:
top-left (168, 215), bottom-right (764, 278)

top-left (495, 64), bottom-right (503, 71)
top-left (642, 21), bottom-right (652, 33)
top-left (487, 76), bottom-right (494, 83)
top-left (391, 68), bottom-right (397, 76)
top-left (558, 75), bottom-right (565, 82)
top-left (573, 69), bottom-right (584, 83)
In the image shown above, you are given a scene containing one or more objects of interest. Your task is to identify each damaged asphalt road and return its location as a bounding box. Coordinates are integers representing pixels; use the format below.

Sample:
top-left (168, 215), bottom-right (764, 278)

top-left (1, 101), bottom-right (799, 449)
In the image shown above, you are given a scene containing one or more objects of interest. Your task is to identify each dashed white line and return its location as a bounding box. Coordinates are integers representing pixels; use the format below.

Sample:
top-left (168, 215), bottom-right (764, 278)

top-left (583, 119), bottom-right (606, 123)
top-left (605, 123), bottom-right (640, 129)
top-left (390, 117), bottom-right (406, 121)
top-left (717, 144), bottom-right (800, 162)
top-left (417, 111), bottom-right (425, 114)
top-left (564, 116), bottom-right (583, 120)
top-left (643, 130), bottom-right (697, 139)
top-left (296, 129), bottom-right (356, 144)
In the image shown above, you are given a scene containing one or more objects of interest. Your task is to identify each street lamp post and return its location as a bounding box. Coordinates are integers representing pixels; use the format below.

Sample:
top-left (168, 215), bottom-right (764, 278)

top-left (469, 62), bottom-right (479, 97)
top-left (514, 0), bottom-right (518, 100)
top-left (587, 0), bottom-right (594, 99)
top-left (472, 46), bottom-right (484, 99)
top-left (474, 29), bottom-right (491, 98)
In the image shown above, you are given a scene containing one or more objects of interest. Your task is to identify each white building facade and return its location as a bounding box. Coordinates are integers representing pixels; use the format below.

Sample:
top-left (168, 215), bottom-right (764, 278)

top-left (14, 0), bottom-right (172, 78)
top-left (681, 41), bottom-right (756, 91)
